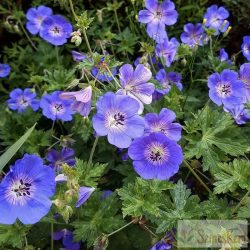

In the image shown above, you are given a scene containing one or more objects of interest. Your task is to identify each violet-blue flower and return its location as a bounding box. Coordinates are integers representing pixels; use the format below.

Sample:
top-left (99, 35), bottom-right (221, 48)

top-left (204, 5), bottom-right (229, 35)
top-left (138, 0), bottom-right (178, 43)
top-left (92, 92), bottom-right (145, 148)
top-left (155, 38), bottom-right (179, 67)
top-left (76, 186), bottom-right (95, 208)
top-left (0, 63), bottom-right (11, 78)
top-left (8, 88), bottom-right (40, 113)
top-left (72, 50), bottom-right (88, 62)
top-left (26, 5), bottom-right (52, 35)
top-left (0, 154), bottom-right (55, 224)
top-left (241, 36), bottom-right (250, 61)
top-left (60, 86), bottom-right (92, 117)
top-left (144, 108), bottom-right (182, 141)
top-left (155, 69), bottom-right (182, 97)
top-left (180, 23), bottom-right (207, 47)
top-left (239, 63), bottom-right (250, 101)
top-left (54, 229), bottom-right (80, 250)
top-left (40, 91), bottom-right (75, 121)
top-left (208, 69), bottom-right (245, 108)
top-left (151, 241), bottom-right (172, 250)
top-left (224, 105), bottom-right (250, 125)
top-left (117, 64), bottom-right (154, 114)
top-left (46, 147), bottom-right (75, 170)
top-left (128, 132), bottom-right (183, 180)
top-left (40, 15), bottom-right (72, 46)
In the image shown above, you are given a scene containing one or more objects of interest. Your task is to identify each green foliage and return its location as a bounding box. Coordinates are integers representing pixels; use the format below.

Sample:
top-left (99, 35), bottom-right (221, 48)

top-left (0, 224), bottom-right (28, 249)
top-left (75, 159), bottom-right (108, 187)
top-left (200, 195), bottom-right (232, 219)
top-left (118, 177), bottom-right (174, 218)
top-left (0, 123), bottom-right (36, 171)
top-left (156, 181), bottom-right (201, 233)
top-left (73, 192), bottom-right (124, 247)
top-left (115, 28), bottom-right (138, 55)
top-left (214, 160), bottom-right (250, 194)
top-left (237, 198), bottom-right (250, 219)
top-left (184, 106), bottom-right (249, 172)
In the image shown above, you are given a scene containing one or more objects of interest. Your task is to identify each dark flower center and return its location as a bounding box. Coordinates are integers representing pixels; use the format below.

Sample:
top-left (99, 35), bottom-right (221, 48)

top-left (19, 97), bottom-right (29, 107)
top-left (11, 179), bottom-right (32, 197)
top-left (52, 26), bottom-right (60, 34)
top-left (146, 143), bottom-right (168, 165)
top-left (54, 103), bottom-right (63, 112)
top-left (150, 150), bottom-right (163, 162)
top-left (217, 83), bottom-right (231, 97)
top-left (114, 112), bottom-right (125, 126)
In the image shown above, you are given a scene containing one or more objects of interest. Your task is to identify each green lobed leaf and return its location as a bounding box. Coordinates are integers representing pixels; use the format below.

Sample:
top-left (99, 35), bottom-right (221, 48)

top-left (213, 159), bottom-right (250, 193)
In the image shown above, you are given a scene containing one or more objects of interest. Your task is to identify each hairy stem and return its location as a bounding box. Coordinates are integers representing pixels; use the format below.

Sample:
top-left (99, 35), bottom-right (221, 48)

top-left (88, 136), bottom-right (99, 166)
top-left (183, 160), bottom-right (212, 194)
top-left (232, 190), bottom-right (250, 214)
top-left (108, 219), bottom-right (135, 237)
top-left (18, 20), bottom-right (38, 51)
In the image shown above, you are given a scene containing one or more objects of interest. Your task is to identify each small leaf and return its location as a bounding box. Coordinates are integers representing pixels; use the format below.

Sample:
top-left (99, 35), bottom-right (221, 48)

top-left (0, 123), bottom-right (36, 171)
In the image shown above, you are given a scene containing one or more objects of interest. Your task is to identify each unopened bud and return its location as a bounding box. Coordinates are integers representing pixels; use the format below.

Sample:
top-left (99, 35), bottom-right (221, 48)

top-left (223, 26), bottom-right (232, 37)
top-left (96, 10), bottom-right (103, 23)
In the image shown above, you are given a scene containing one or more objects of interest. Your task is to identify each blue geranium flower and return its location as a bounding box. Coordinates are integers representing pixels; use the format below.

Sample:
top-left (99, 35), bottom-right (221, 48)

top-left (60, 86), bottom-right (92, 117)
top-left (180, 23), bottom-right (207, 47)
top-left (54, 229), bottom-right (80, 250)
top-left (40, 91), bottom-right (75, 121)
top-left (46, 147), bottom-right (75, 170)
top-left (128, 132), bottom-right (183, 180)
top-left (155, 69), bottom-right (182, 98)
top-left (219, 48), bottom-right (231, 65)
top-left (8, 88), bottom-right (40, 113)
top-left (117, 64), bottom-right (154, 114)
top-left (241, 36), bottom-right (250, 61)
top-left (92, 92), bottom-right (145, 148)
top-left (204, 5), bottom-right (229, 35)
top-left (138, 0), bottom-right (178, 43)
top-left (76, 186), bottom-right (95, 208)
top-left (239, 63), bottom-right (250, 101)
top-left (155, 37), bottom-right (179, 67)
top-left (0, 63), bottom-right (11, 78)
top-left (0, 154), bottom-right (55, 224)
top-left (150, 230), bottom-right (175, 250)
top-left (26, 5), bottom-right (52, 35)
top-left (72, 50), bottom-right (88, 62)
top-left (224, 105), bottom-right (250, 125)
top-left (40, 15), bottom-right (72, 46)
top-left (208, 69), bottom-right (245, 108)
top-left (144, 108), bottom-right (182, 141)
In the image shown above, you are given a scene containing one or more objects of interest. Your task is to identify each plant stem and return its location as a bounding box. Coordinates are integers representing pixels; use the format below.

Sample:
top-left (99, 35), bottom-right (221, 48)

top-left (82, 28), bottom-right (93, 55)
top-left (68, 0), bottom-right (78, 20)
top-left (114, 9), bottom-right (121, 33)
top-left (108, 219), bottom-right (135, 237)
top-left (105, 66), bottom-right (122, 88)
top-left (51, 219), bottom-right (54, 250)
top-left (232, 190), bottom-right (250, 214)
top-left (18, 20), bottom-right (38, 51)
top-left (88, 136), bottom-right (99, 166)
top-left (55, 46), bottom-right (60, 66)
top-left (68, 0), bottom-right (93, 55)
top-left (183, 160), bottom-right (212, 194)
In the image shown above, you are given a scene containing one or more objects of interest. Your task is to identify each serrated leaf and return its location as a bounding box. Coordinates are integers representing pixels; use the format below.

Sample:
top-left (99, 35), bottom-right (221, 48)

top-left (214, 159), bottom-right (250, 193)
top-left (156, 181), bottom-right (201, 233)
top-left (75, 159), bottom-right (108, 187)
top-left (117, 177), bottom-right (174, 218)
top-left (184, 106), bottom-right (249, 172)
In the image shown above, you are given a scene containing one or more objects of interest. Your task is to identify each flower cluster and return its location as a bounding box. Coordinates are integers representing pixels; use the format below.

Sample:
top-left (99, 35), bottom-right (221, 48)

top-left (26, 5), bottom-right (72, 46)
